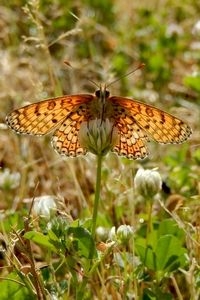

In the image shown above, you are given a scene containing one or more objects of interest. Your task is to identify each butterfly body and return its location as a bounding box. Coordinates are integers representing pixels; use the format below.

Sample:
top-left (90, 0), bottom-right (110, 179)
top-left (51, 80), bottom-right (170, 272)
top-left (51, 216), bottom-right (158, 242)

top-left (6, 85), bottom-right (192, 159)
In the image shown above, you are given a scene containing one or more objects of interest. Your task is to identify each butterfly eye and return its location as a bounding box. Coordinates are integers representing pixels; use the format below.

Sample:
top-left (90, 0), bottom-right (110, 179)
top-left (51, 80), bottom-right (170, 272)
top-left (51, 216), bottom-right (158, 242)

top-left (105, 90), bottom-right (110, 98)
top-left (95, 90), bottom-right (100, 98)
top-left (95, 90), bottom-right (110, 98)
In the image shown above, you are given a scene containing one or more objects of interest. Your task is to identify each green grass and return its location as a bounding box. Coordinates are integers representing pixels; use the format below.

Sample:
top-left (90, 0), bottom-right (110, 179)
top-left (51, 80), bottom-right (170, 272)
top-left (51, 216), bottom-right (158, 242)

top-left (0, 0), bottom-right (199, 299)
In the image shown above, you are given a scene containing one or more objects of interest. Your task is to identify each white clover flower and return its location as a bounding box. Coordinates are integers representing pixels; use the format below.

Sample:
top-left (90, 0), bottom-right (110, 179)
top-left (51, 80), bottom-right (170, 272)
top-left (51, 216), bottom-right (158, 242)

top-left (78, 118), bottom-right (118, 156)
top-left (32, 195), bottom-right (57, 219)
top-left (166, 23), bottom-right (183, 37)
top-left (192, 20), bottom-right (200, 35)
top-left (109, 225), bottom-right (133, 244)
top-left (134, 168), bottom-right (162, 198)
top-left (96, 226), bottom-right (108, 240)
top-left (0, 168), bottom-right (21, 189)
top-left (116, 225), bottom-right (133, 243)
top-left (109, 226), bottom-right (117, 241)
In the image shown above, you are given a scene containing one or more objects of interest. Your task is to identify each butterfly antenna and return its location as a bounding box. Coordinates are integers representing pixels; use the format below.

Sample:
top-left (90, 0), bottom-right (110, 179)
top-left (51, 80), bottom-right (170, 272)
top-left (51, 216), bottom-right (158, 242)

top-left (107, 63), bottom-right (145, 88)
top-left (88, 79), bottom-right (100, 89)
top-left (64, 61), bottom-right (100, 89)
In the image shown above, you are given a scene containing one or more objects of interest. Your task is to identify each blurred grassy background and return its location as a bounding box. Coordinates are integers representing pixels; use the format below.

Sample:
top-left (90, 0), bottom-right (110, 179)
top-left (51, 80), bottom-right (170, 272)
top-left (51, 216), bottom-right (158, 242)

top-left (1, 0), bottom-right (198, 211)
top-left (0, 0), bottom-right (199, 298)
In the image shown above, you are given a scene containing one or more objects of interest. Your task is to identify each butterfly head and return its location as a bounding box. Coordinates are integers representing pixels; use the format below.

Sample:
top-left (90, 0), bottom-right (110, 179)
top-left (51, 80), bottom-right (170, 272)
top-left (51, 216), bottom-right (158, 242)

top-left (95, 84), bottom-right (110, 102)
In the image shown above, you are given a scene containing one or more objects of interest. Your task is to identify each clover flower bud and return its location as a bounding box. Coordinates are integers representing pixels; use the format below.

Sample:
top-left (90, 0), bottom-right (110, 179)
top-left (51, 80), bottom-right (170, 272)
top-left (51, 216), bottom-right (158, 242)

top-left (32, 195), bottom-right (57, 219)
top-left (78, 118), bottom-right (118, 156)
top-left (134, 168), bottom-right (162, 198)
top-left (109, 225), bottom-right (133, 244)
top-left (116, 225), bottom-right (133, 243)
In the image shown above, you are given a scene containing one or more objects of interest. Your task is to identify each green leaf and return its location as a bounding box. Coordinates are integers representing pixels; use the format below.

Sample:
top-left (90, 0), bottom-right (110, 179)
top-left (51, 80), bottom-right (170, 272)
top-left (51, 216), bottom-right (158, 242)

top-left (157, 219), bottom-right (185, 241)
top-left (135, 222), bottom-right (188, 273)
top-left (135, 238), bottom-right (156, 270)
top-left (155, 235), bottom-right (187, 271)
top-left (67, 227), bottom-right (97, 259)
top-left (24, 231), bottom-right (57, 252)
top-left (0, 272), bottom-right (35, 300)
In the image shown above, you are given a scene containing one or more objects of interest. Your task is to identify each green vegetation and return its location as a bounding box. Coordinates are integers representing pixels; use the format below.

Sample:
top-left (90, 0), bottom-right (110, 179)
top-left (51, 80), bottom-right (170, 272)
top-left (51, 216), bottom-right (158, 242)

top-left (0, 0), bottom-right (199, 299)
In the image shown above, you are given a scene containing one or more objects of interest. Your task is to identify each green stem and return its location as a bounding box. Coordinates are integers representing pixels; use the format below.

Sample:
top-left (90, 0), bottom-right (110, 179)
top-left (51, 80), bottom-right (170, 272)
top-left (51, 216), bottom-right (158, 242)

top-left (144, 199), bottom-right (153, 266)
top-left (91, 154), bottom-right (103, 238)
top-left (147, 200), bottom-right (153, 234)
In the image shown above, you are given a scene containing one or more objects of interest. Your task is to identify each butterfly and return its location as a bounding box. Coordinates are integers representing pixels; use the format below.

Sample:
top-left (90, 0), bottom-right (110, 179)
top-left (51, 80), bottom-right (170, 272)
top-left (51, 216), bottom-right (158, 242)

top-left (6, 85), bottom-right (192, 159)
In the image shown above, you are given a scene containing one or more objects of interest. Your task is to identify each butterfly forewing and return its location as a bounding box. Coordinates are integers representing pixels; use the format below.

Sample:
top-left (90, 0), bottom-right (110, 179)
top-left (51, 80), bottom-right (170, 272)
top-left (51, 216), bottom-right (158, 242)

top-left (109, 96), bottom-right (192, 144)
top-left (6, 95), bottom-right (93, 135)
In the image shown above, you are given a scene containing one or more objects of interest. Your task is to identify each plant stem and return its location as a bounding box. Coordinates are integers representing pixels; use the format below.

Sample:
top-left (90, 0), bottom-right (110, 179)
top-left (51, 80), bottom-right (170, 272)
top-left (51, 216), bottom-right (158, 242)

top-left (91, 154), bottom-right (103, 238)
top-left (147, 200), bottom-right (153, 234)
top-left (144, 199), bottom-right (153, 266)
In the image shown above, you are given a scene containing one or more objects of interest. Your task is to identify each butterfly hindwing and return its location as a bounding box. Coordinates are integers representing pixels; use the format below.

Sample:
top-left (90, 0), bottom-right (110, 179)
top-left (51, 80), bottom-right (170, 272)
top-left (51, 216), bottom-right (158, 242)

top-left (51, 105), bottom-right (90, 157)
top-left (111, 111), bottom-right (149, 159)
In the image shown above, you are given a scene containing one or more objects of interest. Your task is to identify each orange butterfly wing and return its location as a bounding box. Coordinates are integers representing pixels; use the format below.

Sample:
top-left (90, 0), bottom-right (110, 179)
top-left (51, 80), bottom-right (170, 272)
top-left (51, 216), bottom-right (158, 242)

top-left (51, 105), bottom-right (91, 157)
top-left (6, 95), bottom-right (93, 135)
top-left (109, 110), bottom-right (149, 159)
top-left (109, 96), bottom-right (192, 144)
top-left (6, 89), bottom-right (192, 159)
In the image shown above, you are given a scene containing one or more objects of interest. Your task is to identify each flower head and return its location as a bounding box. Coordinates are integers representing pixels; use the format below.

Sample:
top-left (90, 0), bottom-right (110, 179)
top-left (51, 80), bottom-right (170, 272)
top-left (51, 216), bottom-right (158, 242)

top-left (117, 225), bottom-right (133, 243)
top-left (78, 118), bottom-right (118, 156)
top-left (109, 225), bottom-right (134, 244)
top-left (134, 168), bottom-right (162, 198)
top-left (0, 168), bottom-right (21, 190)
top-left (32, 195), bottom-right (57, 219)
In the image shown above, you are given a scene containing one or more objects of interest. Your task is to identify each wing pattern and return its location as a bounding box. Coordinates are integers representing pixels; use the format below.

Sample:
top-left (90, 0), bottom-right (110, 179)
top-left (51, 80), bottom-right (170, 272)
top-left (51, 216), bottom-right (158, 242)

top-left (6, 95), bottom-right (93, 135)
top-left (51, 104), bottom-right (91, 157)
top-left (111, 111), bottom-right (149, 159)
top-left (109, 96), bottom-right (192, 144)
top-left (6, 89), bottom-right (192, 159)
